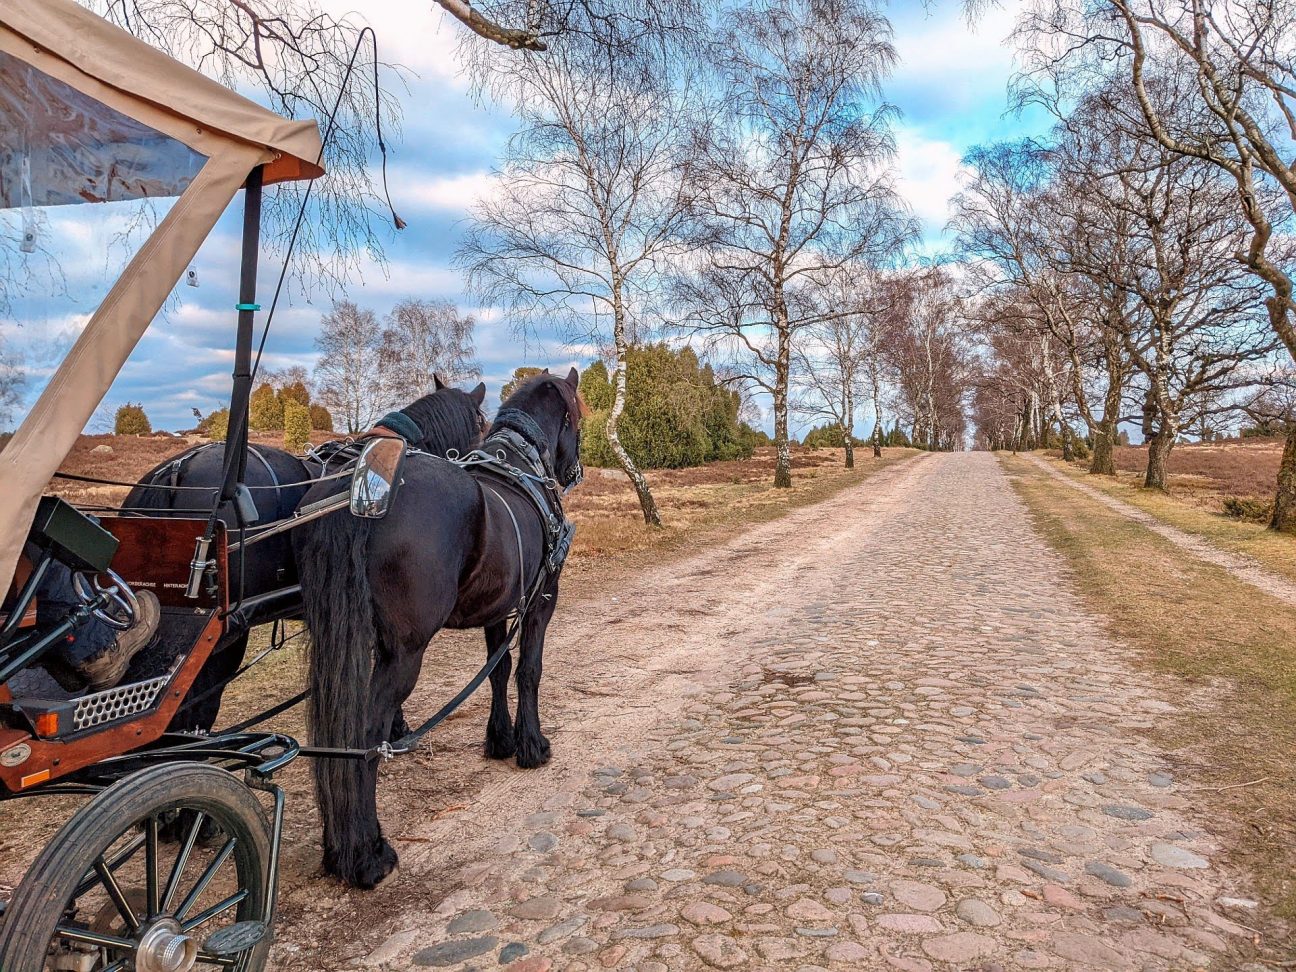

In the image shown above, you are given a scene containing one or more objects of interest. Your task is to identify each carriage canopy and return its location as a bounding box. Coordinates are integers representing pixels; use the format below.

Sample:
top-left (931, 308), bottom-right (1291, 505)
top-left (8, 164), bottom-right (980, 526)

top-left (0, 0), bottom-right (324, 592)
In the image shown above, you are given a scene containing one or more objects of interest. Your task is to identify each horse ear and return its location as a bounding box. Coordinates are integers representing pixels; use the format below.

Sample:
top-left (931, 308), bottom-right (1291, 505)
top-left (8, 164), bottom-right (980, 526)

top-left (565, 367), bottom-right (580, 387)
top-left (470, 382), bottom-right (486, 406)
top-left (433, 373), bottom-right (447, 391)
top-left (542, 368), bottom-right (550, 375)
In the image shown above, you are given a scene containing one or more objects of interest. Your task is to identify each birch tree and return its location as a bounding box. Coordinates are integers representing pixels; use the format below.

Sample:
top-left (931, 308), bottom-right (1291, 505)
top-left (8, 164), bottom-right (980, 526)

top-left (951, 140), bottom-right (1095, 466)
top-left (313, 300), bottom-right (383, 435)
top-left (675, 0), bottom-right (907, 487)
top-left (378, 299), bottom-right (479, 407)
top-left (458, 47), bottom-right (698, 526)
top-left (793, 266), bottom-right (903, 467)
top-left (1017, 0), bottom-right (1296, 522)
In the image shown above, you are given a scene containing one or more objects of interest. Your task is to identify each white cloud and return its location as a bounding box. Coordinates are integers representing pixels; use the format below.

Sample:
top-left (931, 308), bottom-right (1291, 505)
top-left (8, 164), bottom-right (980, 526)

top-left (335, 2), bottom-right (469, 87)
top-left (893, 126), bottom-right (964, 243)
top-left (401, 170), bottom-right (500, 213)
top-left (889, 2), bottom-right (1023, 98)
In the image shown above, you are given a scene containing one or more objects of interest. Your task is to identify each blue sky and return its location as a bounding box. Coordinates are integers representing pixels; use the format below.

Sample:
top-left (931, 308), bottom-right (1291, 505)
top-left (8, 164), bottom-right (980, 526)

top-left (4, 0), bottom-right (1045, 435)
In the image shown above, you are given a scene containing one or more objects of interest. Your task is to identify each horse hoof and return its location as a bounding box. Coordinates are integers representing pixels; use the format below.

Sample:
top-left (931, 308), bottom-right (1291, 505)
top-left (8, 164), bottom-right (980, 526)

top-left (328, 839), bottom-right (399, 889)
top-left (515, 733), bottom-right (551, 769)
top-left (484, 730), bottom-right (516, 760)
top-left (388, 713), bottom-right (412, 744)
top-left (159, 809), bottom-right (224, 845)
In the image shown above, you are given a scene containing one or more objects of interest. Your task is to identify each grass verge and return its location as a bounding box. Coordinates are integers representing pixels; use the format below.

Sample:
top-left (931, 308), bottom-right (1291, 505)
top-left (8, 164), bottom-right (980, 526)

top-left (1003, 453), bottom-right (1296, 927)
top-left (1039, 452), bottom-right (1296, 586)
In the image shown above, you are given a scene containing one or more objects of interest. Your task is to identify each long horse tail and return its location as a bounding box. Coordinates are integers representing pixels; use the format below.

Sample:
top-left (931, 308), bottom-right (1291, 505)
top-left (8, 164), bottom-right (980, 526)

top-left (296, 507), bottom-right (389, 885)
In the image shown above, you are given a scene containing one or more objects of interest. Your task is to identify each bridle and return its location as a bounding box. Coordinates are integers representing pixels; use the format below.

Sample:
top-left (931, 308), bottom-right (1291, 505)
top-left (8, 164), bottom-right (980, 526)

top-left (552, 383), bottom-right (584, 494)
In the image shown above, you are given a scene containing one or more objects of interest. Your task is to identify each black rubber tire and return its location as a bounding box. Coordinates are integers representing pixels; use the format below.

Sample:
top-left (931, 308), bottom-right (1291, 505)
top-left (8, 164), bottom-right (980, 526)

top-left (0, 763), bottom-right (272, 972)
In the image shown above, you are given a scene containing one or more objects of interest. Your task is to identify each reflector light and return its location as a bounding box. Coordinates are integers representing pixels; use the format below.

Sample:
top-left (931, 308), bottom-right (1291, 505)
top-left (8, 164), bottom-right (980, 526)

top-left (20, 769), bottom-right (50, 789)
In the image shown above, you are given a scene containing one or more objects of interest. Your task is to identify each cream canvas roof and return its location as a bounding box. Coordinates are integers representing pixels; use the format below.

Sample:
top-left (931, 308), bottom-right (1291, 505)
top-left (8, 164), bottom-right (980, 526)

top-left (0, 0), bottom-right (324, 591)
top-left (4, 0), bottom-right (323, 184)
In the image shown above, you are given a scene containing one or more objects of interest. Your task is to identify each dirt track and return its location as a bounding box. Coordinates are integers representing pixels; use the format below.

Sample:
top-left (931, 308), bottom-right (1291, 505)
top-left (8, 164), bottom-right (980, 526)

top-left (267, 453), bottom-right (933, 966)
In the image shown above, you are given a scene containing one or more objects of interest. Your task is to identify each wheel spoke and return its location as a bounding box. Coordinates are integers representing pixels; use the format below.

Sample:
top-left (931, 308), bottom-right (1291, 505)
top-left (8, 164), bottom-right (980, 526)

top-left (74, 831), bottom-right (145, 899)
top-left (93, 856), bottom-right (138, 933)
top-left (174, 836), bottom-right (237, 923)
top-left (161, 810), bottom-right (206, 915)
top-left (54, 924), bottom-right (134, 951)
top-left (181, 889), bottom-right (248, 932)
top-left (145, 815), bottom-right (160, 919)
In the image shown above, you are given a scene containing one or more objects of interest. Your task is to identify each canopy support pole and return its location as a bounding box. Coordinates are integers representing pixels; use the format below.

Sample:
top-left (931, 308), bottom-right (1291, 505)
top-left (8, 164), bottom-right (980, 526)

top-left (186, 166), bottom-right (262, 601)
top-left (223, 165), bottom-right (264, 503)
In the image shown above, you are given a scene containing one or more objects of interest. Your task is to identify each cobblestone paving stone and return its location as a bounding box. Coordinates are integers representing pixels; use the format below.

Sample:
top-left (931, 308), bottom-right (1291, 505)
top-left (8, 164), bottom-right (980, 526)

top-left (357, 453), bottom-right (1267, 971)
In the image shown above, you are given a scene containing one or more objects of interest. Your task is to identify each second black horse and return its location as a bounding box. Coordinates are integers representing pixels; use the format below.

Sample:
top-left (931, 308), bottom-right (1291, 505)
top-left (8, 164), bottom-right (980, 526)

top-left (128, 380), bottom-right (487, 732)
top-left (294, 370), bottom-right (585, 888)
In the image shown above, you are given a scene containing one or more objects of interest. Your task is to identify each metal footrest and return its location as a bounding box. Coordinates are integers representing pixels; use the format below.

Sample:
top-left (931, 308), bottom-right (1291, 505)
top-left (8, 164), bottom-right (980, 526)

top-left (8, 659), bottom-right (180, 738)
top-left (72, 673), bottom-right (170, 731)
top-left (204, 920), bottom-right (269, 955)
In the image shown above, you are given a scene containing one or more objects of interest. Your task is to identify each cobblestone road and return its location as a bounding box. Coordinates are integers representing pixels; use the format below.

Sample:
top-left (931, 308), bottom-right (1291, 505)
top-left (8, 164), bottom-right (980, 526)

top-left (338, 452), bottom-right (1264, 972)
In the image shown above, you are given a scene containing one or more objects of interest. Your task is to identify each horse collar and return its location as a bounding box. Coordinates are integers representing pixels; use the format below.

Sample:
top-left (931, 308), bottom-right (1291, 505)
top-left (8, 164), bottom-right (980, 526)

top-left (373, 410), bottom-right (424, 445)
top-left (488, 409), bottom-right (554, 480)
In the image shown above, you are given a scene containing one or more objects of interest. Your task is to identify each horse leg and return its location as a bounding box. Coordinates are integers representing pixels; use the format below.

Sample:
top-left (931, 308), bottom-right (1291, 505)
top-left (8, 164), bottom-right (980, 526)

top-left (483, 621), bottom-right (515, 759)
top-left (514, 594), bottom-right (557, 769)
top-left (337, 636), bottom-right (426, 889)
top-left (388, 706), bottom-right (411, 744)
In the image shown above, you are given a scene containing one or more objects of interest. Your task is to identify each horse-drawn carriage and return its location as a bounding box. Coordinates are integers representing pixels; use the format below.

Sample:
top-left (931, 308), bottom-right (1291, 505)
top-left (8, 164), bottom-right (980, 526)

top-left (0, 2), bottom-right (583, 968)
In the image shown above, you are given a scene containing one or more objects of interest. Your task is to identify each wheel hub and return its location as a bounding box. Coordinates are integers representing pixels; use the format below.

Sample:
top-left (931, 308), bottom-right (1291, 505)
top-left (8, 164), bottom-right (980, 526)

top-left (135, 919), bottom-right (197, 972)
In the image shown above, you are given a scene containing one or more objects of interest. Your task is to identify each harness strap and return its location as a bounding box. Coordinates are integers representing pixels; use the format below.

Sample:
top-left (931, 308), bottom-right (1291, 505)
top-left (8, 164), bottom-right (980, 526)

top-left (482, 483), bottom-right (529, 610)
top-left (223, 689), bottom-right (310, 733)
top-left (246, 445), bottom-right (283, 491)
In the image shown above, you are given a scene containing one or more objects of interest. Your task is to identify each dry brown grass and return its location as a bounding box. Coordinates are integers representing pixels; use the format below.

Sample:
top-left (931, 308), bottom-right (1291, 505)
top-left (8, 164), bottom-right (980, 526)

top-left (1112, 437), bottom-right (1283, 502)
top-left (1040, 451), bottom-right (1296, 585)
top-left (1004, 453), bottom-right (1296, 934)
top-left (1048, 436), bottom-right (1283, 513)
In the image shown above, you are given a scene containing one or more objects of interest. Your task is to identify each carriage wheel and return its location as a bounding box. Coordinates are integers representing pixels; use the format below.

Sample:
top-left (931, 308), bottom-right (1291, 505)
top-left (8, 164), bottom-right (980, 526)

top-left (0, 764), bottom-right (273, 972)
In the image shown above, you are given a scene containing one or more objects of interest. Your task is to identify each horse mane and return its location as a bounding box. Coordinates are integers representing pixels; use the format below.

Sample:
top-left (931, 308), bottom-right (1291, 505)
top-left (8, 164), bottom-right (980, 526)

top-left (500, 374), bottom-right (589, 424)
top-left (401, 389), bottom-right (481, 455)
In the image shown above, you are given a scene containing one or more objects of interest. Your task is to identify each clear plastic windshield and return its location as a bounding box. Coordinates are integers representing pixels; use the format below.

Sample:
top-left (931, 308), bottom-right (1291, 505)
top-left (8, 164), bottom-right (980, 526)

top-left (0, 49), bottom-right (208, 432)
top-left (0, 50), bottom-right (206, 207)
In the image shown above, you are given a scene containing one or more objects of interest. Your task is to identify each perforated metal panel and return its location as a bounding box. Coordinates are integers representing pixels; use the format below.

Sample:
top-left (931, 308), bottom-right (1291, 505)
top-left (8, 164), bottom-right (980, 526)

top-left (72, 673), bottom-right (169, 731)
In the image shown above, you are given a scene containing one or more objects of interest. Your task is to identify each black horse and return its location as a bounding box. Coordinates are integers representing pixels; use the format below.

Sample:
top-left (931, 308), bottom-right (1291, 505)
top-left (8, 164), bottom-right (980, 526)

top-left (127, 380), bottom-right (488, 733)
top-left (294, 370), bottom-right (585, 888)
